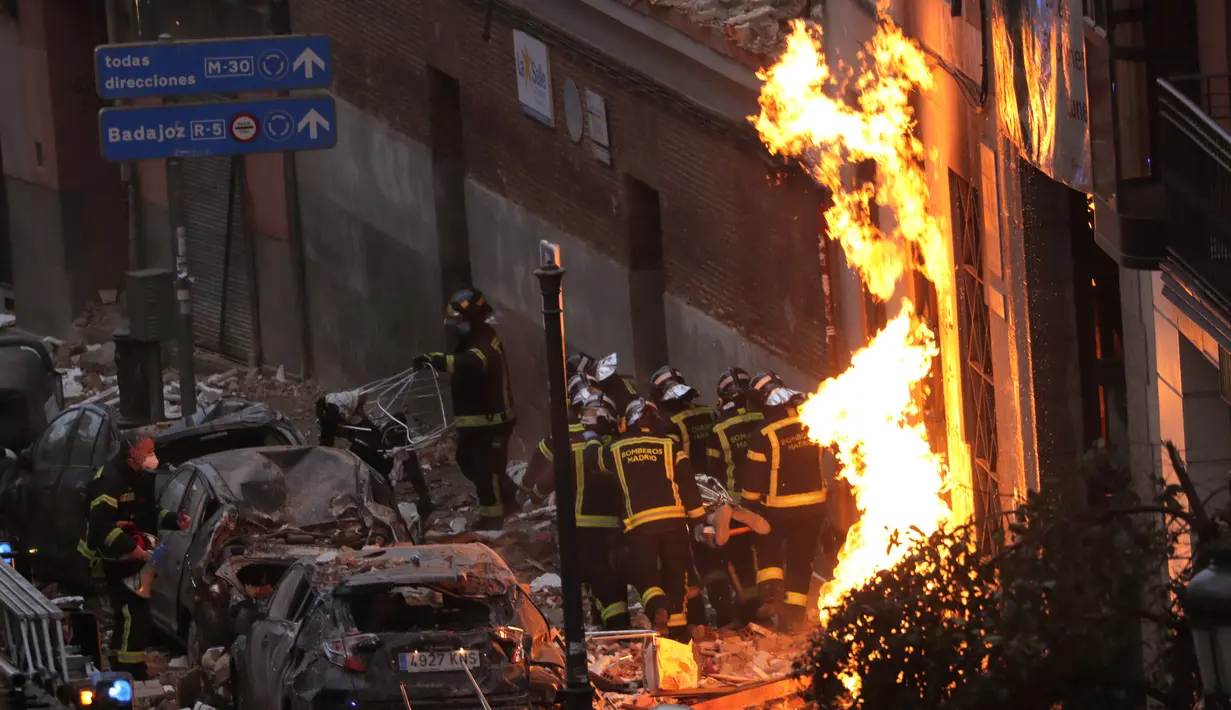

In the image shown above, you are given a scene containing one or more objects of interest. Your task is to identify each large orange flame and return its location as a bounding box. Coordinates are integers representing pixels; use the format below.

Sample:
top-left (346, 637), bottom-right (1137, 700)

top-left (753, 1), bottom-right (968, 637)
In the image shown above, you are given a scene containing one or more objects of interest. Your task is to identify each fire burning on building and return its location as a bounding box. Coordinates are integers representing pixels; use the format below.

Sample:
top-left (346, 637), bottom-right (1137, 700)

top-left (752, 1), bottom-right (969, 625)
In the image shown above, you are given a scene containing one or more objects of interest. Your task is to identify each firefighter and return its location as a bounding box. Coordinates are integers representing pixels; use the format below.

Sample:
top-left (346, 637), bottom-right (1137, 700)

top-left (522, 391), bottom-right (629, 629)
top-left (413, 287), bottom-right (517, 530)
top-left (650, 366), bottom-right (717, 629)
top-left (593, 353), bottom-right (641, 416)
top-left (81, 437), bottom-right (188, 679)
top-left (521, 386), bottom-right (603, 503)
top-left (706, 367), bottom-right (765, 626)
top-left (742, 371), bottom-right (829, 634)
top-left (602, 398), bottom-right (706, 642)
top-left (650, 366), bottom-right (717, 475)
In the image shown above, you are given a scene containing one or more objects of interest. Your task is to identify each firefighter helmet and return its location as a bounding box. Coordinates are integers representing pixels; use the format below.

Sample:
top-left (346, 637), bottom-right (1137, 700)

top-left (444, 287), bottom-right (492, 325)
top-left (567, 352), bottom-right (597, 377)
top-left (716, 367), bottom-right (751, 407)
top-left (749, 371), bottom-right (805, 408)
top-left (594, 353), bottom-right (621, 382)
top-left (650, 365), bottom-right (692, 403)
top-left (568, 373), bottom-right (600, 403)
top-left (580, 396), bottom-right (619, 436)
top-left (624, 397), bottom-right (661, 429)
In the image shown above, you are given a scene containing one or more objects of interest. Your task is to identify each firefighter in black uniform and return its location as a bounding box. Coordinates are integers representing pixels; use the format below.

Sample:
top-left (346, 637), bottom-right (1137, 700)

top-left (706, 367), bottom-right (765, 626)
top-left (650, 366), bottom-right (717, 475)
top-left (602, 398), bottom-right (706, 642)
top-left (742, 372), bottom-right (829, 633)
top-left (593, 353), bottom-right (641, 416)
top-left (82, 437), bottom-right (187, 679)
top-left (649, 366), bottom-right (717, 629)
top-left (521, 386), bottom-right (604, 505)
top-left (523, 391), bottom-right (629, 629)
top-left (414, 287), bottom-right (517, 530)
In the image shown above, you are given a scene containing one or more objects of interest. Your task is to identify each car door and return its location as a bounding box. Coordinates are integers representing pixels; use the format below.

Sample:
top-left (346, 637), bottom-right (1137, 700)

top-left (149, 466), bottom-right (194, 634)
top-left (247, 566), bottom-right (310, 708)
top-left (167, 472), bottom-right (216, 638)
top-left (24, 408), bottom-right (81, 579)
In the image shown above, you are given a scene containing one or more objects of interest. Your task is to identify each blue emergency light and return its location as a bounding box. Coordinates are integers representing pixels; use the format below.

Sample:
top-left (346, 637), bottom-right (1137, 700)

top-left (0, 542), bottom-right (13, 566)
top-left (84, 672), bottom-right (134, 708)
top-left (107, 679), bottom-right (132, 704)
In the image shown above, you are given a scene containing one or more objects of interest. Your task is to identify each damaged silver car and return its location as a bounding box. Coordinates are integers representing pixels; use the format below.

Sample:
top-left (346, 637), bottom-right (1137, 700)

top-left (142, 446), bottom-right (420, 660)
top-left (231, 544), bottom-right (566, 710)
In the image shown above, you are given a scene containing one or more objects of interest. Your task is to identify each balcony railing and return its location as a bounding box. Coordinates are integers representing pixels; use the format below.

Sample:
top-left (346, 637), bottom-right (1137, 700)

top-left (1157, 75), bottom-right (1231, 315)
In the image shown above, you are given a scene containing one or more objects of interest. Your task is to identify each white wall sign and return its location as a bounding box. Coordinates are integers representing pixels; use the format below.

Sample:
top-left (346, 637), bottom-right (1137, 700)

top-left (513, 30), bottom-right (554, 127)
top-left (585, 89), bottom-right (610, 166)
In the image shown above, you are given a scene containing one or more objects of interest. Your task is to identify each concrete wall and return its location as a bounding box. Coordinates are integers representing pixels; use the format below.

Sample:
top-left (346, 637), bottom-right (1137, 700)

top-left (290, 0), bottom-right (832, 452)
top-left (295, 98), bottom-right (446, 389)
top-left (1147, 272), bottom-right (1231, 510)
top-left (464, 177), bottom-right (818, 448)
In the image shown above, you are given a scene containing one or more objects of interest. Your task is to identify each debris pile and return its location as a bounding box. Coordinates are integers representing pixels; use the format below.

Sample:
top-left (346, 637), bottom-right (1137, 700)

top-left (637, 0), bottom-right (822, 55)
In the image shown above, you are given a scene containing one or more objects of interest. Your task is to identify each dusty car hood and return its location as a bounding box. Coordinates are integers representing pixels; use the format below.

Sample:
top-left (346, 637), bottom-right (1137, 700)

top-left (199, 446), bottom-right (410, 542)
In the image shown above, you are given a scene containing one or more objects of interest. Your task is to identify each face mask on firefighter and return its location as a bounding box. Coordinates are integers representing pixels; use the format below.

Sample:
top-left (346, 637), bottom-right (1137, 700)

top-left (764, 386), bottom-right (804, 408)
top-left (661, 383), bottom-right (696, 403)
top-left (128, 438), bottom-right (157, 471)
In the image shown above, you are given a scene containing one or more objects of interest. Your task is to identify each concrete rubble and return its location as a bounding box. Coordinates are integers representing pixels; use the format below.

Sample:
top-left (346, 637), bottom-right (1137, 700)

top-left (643, 0), bottom-right (821, 55)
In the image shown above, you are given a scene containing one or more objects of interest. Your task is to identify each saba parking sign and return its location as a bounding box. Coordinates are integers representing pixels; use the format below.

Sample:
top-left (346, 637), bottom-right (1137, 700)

top-left (513, 30), bottom-right (553, 127)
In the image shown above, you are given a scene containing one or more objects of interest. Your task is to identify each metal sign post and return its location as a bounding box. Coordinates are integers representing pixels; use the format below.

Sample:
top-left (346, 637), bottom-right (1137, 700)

top-left (535, 257), bottom-right (592, 710)
top-left (93, 32), bottom-right (337, 417)
top-left (173, 225), bottom-right (196, 417)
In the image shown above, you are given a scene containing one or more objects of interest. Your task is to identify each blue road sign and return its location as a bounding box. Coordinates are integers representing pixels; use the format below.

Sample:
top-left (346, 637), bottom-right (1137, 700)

top-left (98, 96), bottom-right (337, 161)
top-left (95, 35), bottom-right (331, 99)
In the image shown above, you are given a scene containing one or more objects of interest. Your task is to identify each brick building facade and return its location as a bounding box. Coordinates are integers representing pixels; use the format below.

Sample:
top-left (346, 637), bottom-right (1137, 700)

top-left (288, 0), bottom-right (830, 447)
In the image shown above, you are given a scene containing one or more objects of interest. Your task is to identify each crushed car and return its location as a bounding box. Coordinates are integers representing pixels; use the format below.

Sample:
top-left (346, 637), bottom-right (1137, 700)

top-left (140, 445), bottom-right (422, 659)
top-left (0, 396), bottom-right (307, 592)
top-left (231, 543), bottom-right (566, 710)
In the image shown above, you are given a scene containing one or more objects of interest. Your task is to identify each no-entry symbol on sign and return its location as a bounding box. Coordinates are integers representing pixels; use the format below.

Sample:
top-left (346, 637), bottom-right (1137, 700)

top-left (229, 113), bottom-right (258, 142)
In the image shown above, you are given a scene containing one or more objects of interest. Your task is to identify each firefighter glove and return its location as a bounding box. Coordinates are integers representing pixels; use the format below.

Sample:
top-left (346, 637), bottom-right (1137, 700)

top-left (413, 353), bottom-right (447, 371)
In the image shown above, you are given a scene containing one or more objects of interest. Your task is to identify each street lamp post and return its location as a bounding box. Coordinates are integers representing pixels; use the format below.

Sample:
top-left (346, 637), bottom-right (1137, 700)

top-left (534, 261), bottom-right (593, 710)
top-left (1184, 543), bottom-right (1231, 710)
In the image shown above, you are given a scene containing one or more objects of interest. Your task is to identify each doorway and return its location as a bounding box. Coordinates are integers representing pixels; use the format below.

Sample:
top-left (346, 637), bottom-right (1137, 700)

top-left (624, 175), bottom-right (669, 384)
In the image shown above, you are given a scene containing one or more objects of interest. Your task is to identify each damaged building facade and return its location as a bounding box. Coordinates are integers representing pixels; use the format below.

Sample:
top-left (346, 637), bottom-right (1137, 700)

top-left (0, 0), bottom-right (830, 456)
top-left (0, 0), bottom-right (1206, 520)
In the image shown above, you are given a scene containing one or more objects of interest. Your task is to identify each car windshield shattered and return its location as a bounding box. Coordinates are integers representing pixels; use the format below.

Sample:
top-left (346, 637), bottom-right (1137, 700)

top-left (343, 584), bottom-right (510, 633)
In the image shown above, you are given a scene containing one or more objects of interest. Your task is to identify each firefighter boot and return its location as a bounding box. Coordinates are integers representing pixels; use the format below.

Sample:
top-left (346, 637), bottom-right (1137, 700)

top-left (778, 603), bottom-right (806, 635)
top-left (756, 579), bottom-right (785, 624)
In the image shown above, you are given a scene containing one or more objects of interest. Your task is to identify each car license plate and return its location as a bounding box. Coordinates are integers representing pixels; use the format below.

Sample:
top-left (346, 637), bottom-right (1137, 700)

top-left (397, 650), bottom-right (481, 673)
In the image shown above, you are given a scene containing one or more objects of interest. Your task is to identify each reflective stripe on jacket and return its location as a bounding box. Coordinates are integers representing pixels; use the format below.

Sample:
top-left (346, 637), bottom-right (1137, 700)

top-left (742, 409), bottom-right (827, 508)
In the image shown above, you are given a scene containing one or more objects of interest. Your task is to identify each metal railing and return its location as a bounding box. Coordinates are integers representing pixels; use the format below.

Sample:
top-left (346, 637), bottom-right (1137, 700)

top-left (0, 562), bottom-right (70, 689)
top-left (1157, 75), bottom-right (1231, 312)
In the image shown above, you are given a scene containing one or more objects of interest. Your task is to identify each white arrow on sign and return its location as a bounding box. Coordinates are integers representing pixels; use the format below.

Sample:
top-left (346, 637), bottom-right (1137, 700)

top-left (292, 48), bottom-right (326, 79)
top-left (297, 109), bottom-right (331, 139)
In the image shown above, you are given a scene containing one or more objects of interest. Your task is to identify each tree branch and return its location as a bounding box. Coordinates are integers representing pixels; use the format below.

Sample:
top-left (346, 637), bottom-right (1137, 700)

top-left (1100, 504), bottom-right (1199, 527)
top-left (1164, 440), bottom-right (1215, 538)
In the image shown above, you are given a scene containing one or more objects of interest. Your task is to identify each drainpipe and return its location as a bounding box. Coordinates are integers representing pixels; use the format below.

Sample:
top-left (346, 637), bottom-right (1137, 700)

top-left (104, 0), bottom-right (143, 271)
